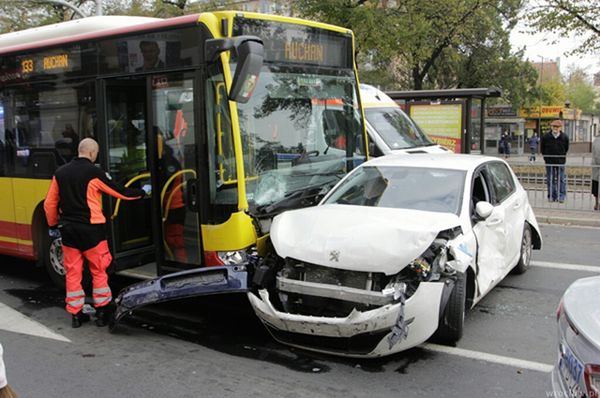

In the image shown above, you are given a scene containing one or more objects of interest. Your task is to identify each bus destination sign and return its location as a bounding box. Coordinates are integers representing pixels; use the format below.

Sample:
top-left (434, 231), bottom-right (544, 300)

top-left (284, 42), bottom-right (324, 63)
top-left (233, 17), bottom-right (352, 68)
top-left (18, 50), bottom-right (80, 77)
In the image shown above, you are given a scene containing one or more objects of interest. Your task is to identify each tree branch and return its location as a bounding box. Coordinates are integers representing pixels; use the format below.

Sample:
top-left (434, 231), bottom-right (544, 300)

top-left (415, 0), bottom-right (483, 84)
top-left (555, 2), bottom-right (600, 36)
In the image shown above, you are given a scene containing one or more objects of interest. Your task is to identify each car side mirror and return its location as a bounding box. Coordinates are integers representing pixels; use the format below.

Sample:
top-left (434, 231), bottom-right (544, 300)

top-left (475, 201), bottom-right (494, 220)
top-left (205, 36), bottom-right (264, 103)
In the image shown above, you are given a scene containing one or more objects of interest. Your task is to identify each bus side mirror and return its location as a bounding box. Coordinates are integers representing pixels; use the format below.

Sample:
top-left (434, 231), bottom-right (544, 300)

top-left (205, 36), bottom-right (264, 104)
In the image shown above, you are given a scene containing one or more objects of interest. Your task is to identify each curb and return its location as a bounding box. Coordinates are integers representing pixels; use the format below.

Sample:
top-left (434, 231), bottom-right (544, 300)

top-left (536, 215), bottom-right (600, 228)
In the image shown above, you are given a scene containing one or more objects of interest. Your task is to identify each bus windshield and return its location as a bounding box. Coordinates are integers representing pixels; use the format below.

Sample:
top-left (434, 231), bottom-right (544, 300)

top-left (238, 65), bottom-right (364, 209)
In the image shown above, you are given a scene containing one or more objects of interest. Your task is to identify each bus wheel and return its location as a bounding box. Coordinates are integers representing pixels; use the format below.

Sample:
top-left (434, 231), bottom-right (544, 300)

top-left (43, 234), bottom-right (67, 289)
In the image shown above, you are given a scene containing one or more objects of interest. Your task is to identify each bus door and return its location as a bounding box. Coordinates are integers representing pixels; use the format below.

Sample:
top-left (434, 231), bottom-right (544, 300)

top-left (102, 74), bottom-right (203, 274)
top-left (148, 73), bottom-right (203, 273)
top-left (102, 78), bottom-right (155, 267)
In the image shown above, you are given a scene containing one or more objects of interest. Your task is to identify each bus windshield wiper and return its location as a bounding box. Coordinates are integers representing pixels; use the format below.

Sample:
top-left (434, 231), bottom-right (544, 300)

top-left (253, 179), bottom-right (337, 218)
top-left (291, 171), bottom-right (343, 179)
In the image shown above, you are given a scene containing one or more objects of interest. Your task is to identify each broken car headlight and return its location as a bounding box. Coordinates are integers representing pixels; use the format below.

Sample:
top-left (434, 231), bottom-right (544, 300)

top-left (409, 257), bottom-right (432, 280)
top-left (218, 250), bottom-right (247, 265)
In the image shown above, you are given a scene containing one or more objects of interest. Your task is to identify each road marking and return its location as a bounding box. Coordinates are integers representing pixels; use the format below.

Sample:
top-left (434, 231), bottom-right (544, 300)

top-left (422, 343), bottom-right (553, 373)
top-left (531, 261), bottom-right (600, 273)
top-left (0, 302), bottom-right (71, 343)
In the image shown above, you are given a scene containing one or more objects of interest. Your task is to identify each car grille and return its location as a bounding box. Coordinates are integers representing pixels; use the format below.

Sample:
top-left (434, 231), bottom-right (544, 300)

top-left (266, 325), bottom-right (389, 355)
top-left (283, 258), bottom-right (387, 291)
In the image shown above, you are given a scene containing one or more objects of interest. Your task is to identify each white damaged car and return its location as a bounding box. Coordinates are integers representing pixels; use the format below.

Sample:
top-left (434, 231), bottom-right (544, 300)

top-left (248, 154), bottom-right (542, 357)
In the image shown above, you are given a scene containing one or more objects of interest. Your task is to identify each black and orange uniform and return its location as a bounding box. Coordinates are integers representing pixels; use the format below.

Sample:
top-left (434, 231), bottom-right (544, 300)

top-left (44, 157), bottom-right (144, 315)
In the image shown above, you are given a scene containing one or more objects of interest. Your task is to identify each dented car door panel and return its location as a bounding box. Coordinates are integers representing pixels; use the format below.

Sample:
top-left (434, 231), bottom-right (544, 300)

top-left (472, 205), bottom-right (507, 297)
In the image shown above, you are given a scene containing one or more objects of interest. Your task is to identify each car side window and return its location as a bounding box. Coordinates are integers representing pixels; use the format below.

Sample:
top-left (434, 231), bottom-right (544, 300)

top-left (487, 162), bottom-right (516, 204)
top-left (472, 171), bottom-right (490, 204)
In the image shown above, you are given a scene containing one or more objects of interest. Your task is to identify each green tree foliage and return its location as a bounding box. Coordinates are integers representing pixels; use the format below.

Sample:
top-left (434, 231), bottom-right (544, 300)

top-left (526, 0), bottom-right (600, 56)
top-left (538, 78), bottom-right (566, 105)
top-left (0, 0), bottom-right (98, 32)
top-left (564, 67), bottom-right (597, 114)
top-left (290, 0), bottom-right (538, 108)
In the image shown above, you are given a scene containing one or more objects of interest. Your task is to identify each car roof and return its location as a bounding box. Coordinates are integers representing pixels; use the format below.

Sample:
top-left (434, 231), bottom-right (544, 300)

top-left (363, 153), bottom-right (504, 171)
top-left (359, 84), bottom-right (398, 109)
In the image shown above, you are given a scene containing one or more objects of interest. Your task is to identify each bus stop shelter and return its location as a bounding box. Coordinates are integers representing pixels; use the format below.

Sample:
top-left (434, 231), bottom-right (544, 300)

top-left (385, 88), bottom-right (502, 154)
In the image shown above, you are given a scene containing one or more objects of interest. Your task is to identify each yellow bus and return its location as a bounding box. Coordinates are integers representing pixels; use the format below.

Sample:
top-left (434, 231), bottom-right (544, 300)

top-left (0, 12), bottom-right (367, 287)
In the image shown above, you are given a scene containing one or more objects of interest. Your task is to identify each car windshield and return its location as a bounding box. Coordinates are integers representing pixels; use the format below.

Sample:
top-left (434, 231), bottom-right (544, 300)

top-left (237, 65), bottom-right (365, 208)
top-left (323, 165), bottom-right (465, 214)
top-left (364, 107), bottom-right (434, 149)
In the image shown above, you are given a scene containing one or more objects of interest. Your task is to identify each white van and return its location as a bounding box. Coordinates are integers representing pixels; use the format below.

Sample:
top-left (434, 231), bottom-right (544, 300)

top-left (360, 84), bottom-right (449, 156)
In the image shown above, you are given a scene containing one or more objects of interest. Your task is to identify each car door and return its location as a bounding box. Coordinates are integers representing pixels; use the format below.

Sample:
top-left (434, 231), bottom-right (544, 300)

top-left (471, 166), bottom-right (507, 296)
top-left (486, 162), bottom-right (522, 271)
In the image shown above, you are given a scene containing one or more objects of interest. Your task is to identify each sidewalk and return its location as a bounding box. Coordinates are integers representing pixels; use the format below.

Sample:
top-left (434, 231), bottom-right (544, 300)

top-left (533, 207), bottom-right (600, 228)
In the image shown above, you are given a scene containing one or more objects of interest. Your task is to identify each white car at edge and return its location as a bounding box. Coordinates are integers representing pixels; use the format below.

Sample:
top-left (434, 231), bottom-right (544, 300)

top-left (248, 153), bottom-right (542, 357)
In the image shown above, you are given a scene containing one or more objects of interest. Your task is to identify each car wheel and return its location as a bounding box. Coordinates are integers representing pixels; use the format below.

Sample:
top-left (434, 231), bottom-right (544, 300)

top-left (431, 271), bottom-right (466, 345)
top-left (512, 223), bottom-right (532, 275)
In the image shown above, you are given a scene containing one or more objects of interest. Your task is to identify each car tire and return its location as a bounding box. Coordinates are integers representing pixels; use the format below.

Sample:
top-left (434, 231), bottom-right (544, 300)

top-left (512, 223), bottom-right (532, 275)
top-left (432, 271), bottom-right (466, 345)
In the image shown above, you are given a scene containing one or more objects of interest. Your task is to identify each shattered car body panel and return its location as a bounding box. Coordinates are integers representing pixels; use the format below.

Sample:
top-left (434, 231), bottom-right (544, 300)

top-left (248, 154), bottom-right (542, 357)
top-left (111, 265), bottom-right (248, 329)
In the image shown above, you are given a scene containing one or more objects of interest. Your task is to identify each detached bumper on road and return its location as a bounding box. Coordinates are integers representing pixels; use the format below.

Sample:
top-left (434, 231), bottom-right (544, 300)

top-left (248, 281), bottom-right (445, 358)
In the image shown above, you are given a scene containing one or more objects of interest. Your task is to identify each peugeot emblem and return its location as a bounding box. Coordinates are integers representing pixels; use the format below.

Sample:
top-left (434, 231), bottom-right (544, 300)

top-left (329, 250), bottom-right (340, 262)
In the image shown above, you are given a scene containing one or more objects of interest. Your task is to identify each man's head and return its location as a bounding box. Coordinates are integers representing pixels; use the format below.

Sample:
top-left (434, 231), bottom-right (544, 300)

top-left (78, 138), bottom-right (99, 162)
top-left (139, 41), bottom-right (160, 68)
top-left (551, 120), bottom-right (562, 132)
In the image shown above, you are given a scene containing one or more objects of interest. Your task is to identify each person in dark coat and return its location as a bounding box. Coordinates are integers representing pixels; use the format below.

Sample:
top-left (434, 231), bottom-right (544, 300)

top-left (540, 120), bottom-right (569, 203)
top-left (528, 133), bottom-right (539, 162)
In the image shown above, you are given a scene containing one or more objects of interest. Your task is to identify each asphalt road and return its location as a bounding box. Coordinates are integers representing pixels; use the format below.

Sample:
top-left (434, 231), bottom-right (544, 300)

top-left (0, 223), bottom-right (599, 398)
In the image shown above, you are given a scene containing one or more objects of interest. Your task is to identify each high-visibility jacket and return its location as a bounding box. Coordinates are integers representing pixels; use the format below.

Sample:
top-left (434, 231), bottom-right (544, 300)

top-left (44, 157), bottom-right (144, 227)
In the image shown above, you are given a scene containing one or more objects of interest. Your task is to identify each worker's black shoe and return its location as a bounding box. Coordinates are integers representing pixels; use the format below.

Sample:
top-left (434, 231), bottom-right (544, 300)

top-left (72, 312), bottom-right (90, 328)
top-left (95, 302), bottom-right (115, 327)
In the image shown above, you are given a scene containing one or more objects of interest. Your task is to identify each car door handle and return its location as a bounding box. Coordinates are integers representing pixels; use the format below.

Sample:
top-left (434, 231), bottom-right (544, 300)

top-left (512, 201), bottom-right (521, 209)
top-left (486, 218), bottom-right (502, 226)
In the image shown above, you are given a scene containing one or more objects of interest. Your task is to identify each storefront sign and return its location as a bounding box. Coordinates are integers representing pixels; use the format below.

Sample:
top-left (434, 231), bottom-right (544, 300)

top-left (487, 106), bottom-right (516, 117)
top-left (519, 106), bottom-right (580, 119)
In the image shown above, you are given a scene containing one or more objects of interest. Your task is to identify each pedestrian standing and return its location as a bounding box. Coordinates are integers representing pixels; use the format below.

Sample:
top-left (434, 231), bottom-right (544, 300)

top-left (0, 344), bottom-right (18, 398)
top-left (540, 120), bottom-right (569, 203)
top-left (592, 133), bottom-right (600, 210)
top-left (43, 138), bottom-right (147, 328)
top-left (528, 133), bottom-right (539, 162)
top-left (500, 132), bottom-right (511, 158)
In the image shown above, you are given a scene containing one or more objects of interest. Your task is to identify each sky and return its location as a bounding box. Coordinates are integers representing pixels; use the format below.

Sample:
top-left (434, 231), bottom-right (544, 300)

top-left (510, 21), bottom-right (599, 79)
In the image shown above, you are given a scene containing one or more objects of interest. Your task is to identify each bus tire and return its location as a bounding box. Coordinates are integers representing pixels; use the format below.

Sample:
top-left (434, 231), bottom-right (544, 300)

top-left (41, 230), bottom-right (67, 289)
top-left (41, 231), bottom-right (93, 290)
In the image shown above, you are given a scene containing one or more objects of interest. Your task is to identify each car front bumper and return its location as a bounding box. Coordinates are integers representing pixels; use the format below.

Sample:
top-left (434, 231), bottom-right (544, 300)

top-left (248, 281), bottom-right (445, 358)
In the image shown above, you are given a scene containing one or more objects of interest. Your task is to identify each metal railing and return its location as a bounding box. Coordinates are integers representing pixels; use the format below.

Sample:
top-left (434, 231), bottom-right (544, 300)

top-left (508, 156), bottom-right (599, 211)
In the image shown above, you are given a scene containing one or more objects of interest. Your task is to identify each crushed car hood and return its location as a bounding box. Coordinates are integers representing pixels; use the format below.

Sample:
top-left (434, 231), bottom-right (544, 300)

top-left (271, 204), bottom-right (461, 275)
